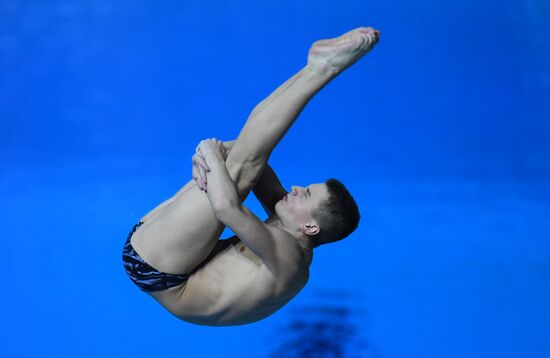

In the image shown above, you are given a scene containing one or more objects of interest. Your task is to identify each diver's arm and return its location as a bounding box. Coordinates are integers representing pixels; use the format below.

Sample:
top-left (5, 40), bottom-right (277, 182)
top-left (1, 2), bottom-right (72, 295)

top-left (200, 147), bottom-right (241, 209)
top-left (194, 140), bottom-right (286, 216)
top-left (220, 140), bottom-right (287, 216)
top-left (251, 164), bottom-right (287, 216)
top-left (200, 147), bottom-right (284, 272)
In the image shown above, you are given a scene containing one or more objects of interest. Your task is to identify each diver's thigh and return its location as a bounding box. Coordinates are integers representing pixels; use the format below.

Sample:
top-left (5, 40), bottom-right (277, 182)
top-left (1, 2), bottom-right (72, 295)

top-left (130, 179), bottom-right (224, 275)
top-left (130, 156), bottom-right (265, 275)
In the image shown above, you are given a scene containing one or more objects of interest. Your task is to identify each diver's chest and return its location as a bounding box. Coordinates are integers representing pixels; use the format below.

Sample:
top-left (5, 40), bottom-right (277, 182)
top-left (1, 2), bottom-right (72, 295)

top-left (231, 241), bottom-right (264, 266)
top-left (198, 242), bottom-right (275, 297)
top-left (209, 242), bottom-right (269, 280)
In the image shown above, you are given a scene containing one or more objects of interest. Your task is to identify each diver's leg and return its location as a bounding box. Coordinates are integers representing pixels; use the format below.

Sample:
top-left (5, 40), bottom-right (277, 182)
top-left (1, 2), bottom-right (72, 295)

top-left (131, 64), bottom-right (333, 277)
top-left (129, 67), bottom-right (332, 276)
top-left (224, 26), bottom-right (381, 185)
top-left (129, 27), bottom-right (380, 278)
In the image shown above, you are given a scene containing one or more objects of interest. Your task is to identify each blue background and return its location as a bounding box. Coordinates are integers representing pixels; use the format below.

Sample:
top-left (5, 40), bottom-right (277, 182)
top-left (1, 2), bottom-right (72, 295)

top-left (1, 1), bottom-right (549, 357)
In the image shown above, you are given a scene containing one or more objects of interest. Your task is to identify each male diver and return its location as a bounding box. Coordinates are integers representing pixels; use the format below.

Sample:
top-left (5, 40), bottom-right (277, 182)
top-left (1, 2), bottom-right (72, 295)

top-left (123, 26), bottom-right (381, 326)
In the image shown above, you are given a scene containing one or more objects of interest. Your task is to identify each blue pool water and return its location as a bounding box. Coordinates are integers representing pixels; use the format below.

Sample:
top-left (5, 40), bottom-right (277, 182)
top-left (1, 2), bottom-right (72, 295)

top-left (1, 1), bottom-right (549, 357)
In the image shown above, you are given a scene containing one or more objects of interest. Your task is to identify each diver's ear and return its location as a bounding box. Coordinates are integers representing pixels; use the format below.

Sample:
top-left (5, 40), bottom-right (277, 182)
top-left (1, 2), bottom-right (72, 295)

top-left (300, 223), bottom-right (320, 236)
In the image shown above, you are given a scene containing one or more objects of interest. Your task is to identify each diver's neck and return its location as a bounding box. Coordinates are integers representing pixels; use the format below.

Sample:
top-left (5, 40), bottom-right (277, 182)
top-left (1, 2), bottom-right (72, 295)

top-left (267, 214), bottom-right (314, 265)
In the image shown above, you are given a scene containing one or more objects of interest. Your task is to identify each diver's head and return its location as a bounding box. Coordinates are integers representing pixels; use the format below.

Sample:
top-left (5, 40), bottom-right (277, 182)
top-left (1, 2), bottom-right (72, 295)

top-left (275, 179), bottom-right (360, 249)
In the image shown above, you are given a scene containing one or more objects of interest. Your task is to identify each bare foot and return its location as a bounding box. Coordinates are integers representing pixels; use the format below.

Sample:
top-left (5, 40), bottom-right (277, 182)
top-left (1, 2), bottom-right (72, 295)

top-left (307, 27), bottom-right (381, 75)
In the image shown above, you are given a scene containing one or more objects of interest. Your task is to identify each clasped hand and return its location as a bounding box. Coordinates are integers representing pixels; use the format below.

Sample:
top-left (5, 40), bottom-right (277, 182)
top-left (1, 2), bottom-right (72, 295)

top-left (192, 138), bottom-right (234, 191)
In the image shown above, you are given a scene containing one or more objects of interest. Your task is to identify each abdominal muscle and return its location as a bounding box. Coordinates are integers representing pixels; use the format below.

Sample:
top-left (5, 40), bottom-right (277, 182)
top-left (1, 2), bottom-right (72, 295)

top-left (172, 237), bottom-right (301, 326)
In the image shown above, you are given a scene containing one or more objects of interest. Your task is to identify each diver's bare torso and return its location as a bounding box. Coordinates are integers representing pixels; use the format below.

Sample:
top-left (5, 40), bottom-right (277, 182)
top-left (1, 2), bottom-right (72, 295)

top-left (148, 215), bottom-right (312, 326)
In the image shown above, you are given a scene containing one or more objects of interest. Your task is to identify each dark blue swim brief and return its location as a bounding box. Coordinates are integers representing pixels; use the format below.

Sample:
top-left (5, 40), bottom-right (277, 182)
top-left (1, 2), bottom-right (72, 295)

top-left (122, 221), bottom-right (191, 292)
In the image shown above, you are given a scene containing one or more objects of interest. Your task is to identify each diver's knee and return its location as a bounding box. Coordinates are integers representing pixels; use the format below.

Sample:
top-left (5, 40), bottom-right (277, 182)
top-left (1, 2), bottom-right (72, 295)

top-left (226, 157), bottom-right (265, 190)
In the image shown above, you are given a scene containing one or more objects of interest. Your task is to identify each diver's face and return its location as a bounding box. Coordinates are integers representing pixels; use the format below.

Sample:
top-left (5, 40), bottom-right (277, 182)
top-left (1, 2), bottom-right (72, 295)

top-left (275, 183), bottom-right (329, 227)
